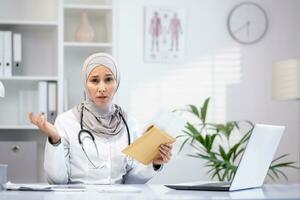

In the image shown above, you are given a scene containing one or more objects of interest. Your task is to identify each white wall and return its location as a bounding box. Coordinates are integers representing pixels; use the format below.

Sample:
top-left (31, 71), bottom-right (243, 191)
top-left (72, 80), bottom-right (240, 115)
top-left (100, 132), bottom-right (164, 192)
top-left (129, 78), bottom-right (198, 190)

top-left (116, 0), bottom-right (300, 183)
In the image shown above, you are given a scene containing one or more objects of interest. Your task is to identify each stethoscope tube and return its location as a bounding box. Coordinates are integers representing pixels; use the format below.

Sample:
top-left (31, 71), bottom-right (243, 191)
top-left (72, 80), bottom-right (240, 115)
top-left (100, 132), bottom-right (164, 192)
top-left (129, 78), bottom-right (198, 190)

top-left (78, 104), bottom-right (131, 168)
top-left (78, 104), bottom-right (131, 146)
top-left (78, 104), bottom-right (131, 156)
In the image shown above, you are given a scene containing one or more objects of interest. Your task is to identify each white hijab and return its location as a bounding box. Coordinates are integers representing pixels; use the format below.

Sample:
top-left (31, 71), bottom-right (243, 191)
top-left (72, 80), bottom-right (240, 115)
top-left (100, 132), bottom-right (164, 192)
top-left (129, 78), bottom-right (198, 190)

top-left (72, 53), bottom-right (127, 137)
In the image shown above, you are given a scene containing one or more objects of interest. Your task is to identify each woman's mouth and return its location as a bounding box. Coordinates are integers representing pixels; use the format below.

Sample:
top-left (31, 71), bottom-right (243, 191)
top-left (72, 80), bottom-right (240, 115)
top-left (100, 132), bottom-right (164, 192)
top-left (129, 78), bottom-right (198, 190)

top-left (97, 96), bottom-right (108, 99)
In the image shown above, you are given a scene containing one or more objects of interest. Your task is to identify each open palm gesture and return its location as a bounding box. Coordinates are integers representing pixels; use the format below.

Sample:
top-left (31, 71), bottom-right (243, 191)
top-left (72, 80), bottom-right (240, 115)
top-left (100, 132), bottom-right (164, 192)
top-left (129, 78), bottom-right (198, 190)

top-left (28, 112), bottom-right (60, 143)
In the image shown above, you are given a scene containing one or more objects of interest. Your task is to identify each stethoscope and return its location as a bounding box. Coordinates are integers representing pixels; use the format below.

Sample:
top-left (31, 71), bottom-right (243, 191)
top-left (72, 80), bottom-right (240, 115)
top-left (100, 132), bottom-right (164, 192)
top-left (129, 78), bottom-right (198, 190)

top-left (78, 104), bottom-right (131, 168)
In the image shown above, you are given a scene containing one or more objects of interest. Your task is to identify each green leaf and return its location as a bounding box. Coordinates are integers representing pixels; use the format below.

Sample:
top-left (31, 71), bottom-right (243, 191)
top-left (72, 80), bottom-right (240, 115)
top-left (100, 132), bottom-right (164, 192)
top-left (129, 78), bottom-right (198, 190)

top-left (221, 167), bottom-right (230, 181)
top-left (271, 154), bottom-right (289, 164)
top-left (178, 137), bottom-right (190, 153)
top-left (233, 121), bottom-right (240, 130)
top-left (200, 97), bottom-right (210, 124)
top-left (187, 104), bottom-right (201, 119)
top-left (270, 168), bottom-right (280, 179)
top-left (206, 134), bottom-right (217, 153)
top-left (219, 145), bottom-right (228, 161)
top-left (176, 134), bottom-right (187, 139)
top-left (211, 167), bottom-right (222, 180)
top-left (233, 148), bottom-right (245, 163)
top-left (267, 171), bottom-right (276, 182)
top-left (269, 161), bottom-right (299, 171)
top-left (228, 167), bottom-right (237, 181)
top-left (185, 122), bottom-right (200, 136)
top-left (274, 168), bottom-right (288, 181)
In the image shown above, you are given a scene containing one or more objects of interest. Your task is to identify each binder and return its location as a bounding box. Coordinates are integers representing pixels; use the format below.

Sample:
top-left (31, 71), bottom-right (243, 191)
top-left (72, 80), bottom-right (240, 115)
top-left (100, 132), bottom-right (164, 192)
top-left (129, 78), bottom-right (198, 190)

top-left (12, 33), bottom-right (22, 75)
top-left (0, 31), bottom-right (4, 78)
top-left (38, 81), bottom-right (48, 118)
top-left (3, 31), bottom-right (12, 77)
top-left (47, 82), bottom-right (57, 123)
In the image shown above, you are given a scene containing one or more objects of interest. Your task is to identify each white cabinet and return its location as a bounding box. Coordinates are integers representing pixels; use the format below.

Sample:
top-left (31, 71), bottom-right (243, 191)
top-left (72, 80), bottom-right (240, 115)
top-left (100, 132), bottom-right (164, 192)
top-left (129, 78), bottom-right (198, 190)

top-left (0, 141), bottom-right (37, 182)
top-left (62, 0), bottom-right (114, 109)
top-left (0, 0), bottom-right (59, 129)
top-left (0, 0), bottom-right (115, 182)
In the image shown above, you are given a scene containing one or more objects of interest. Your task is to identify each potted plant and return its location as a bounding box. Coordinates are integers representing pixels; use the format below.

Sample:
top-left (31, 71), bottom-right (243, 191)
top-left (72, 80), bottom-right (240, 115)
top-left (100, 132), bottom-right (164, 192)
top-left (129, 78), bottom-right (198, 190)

top-left (176, 97), bottom-right (298, 181)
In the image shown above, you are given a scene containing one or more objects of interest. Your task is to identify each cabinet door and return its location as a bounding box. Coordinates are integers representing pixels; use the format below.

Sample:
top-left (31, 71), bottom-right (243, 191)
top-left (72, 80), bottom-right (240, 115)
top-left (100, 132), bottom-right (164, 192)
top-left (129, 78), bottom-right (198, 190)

top-left (0, 141), bottom-right (37, 182)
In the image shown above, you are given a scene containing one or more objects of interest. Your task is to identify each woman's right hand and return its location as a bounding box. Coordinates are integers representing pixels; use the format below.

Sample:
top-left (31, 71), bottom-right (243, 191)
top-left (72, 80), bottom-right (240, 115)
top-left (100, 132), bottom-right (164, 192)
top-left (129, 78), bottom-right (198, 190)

top-left (28, 112), bottom-right (60, 144)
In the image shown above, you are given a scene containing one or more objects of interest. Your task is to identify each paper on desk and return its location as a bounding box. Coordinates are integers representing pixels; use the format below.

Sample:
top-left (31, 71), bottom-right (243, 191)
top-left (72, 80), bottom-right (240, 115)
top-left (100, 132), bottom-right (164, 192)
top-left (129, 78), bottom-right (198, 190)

top-left (5, 182), bottom-right (86, 192)
top-left (5, 181), bottom-right (52, 191)
top-left (122, 125), bottom-right (176, 165)
top-left (145, 108), bottom-right (187, 137)
top-left (90, 185), bottom-right (141, 193)
top-left (51, 184), bottom-right (86, 192)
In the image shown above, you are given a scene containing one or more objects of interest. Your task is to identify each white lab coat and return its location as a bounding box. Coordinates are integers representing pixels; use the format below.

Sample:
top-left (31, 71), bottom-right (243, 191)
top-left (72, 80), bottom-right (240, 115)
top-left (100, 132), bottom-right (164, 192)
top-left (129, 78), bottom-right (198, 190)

top-left (44, 110), bottom-right (161, 184)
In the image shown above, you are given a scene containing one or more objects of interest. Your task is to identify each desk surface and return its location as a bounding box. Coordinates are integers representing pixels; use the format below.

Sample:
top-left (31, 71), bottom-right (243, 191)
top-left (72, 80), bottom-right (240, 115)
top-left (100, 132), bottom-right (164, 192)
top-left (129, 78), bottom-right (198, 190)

top-left (0, 184), bottom-right (299, 200)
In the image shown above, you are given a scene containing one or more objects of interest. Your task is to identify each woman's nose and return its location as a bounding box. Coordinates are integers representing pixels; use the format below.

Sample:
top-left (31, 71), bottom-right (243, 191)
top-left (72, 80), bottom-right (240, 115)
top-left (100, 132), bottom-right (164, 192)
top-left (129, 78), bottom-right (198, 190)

top-left (98, 82), bottom-right (106, 92)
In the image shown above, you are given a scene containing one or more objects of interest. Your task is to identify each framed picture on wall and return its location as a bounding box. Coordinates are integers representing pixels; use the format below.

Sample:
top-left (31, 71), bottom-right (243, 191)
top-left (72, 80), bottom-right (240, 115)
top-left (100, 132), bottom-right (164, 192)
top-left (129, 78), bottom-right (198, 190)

top-left (144, 7), bottom-right (186, 63)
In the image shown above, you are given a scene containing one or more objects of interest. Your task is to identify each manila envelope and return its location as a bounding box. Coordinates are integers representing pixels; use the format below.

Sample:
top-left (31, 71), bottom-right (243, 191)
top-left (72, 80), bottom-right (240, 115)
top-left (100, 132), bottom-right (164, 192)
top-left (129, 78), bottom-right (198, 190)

top-left (122, 125), bottom-right (176, 165)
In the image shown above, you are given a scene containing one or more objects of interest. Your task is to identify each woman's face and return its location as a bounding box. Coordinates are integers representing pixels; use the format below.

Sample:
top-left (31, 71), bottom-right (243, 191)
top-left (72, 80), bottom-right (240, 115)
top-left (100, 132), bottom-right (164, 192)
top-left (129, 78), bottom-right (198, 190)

top-left (86, 66), bottom-right (117, 108)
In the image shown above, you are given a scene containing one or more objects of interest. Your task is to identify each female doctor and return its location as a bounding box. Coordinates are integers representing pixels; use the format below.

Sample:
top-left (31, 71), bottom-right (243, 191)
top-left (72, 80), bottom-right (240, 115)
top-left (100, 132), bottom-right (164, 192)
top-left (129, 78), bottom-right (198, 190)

top-left (28, 53), bottom-right (173, 184)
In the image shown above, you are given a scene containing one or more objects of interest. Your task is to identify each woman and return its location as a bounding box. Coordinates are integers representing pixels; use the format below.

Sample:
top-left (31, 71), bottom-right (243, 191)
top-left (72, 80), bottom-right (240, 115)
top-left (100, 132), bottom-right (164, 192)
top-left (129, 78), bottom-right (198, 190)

top-left (29, 53), bottom-right (173, 184)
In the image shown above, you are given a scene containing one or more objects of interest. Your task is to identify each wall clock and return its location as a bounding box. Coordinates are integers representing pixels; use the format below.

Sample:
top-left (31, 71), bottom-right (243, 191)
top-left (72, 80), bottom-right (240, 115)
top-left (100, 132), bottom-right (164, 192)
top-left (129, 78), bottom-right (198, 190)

top-left (227, 2), bottom-right (269, 44)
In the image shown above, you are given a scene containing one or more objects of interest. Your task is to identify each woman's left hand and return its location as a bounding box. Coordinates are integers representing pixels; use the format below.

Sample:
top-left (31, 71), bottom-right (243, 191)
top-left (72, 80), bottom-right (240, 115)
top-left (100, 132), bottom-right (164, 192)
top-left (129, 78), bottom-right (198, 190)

top-left (153, 143), bottom-right (173, 165)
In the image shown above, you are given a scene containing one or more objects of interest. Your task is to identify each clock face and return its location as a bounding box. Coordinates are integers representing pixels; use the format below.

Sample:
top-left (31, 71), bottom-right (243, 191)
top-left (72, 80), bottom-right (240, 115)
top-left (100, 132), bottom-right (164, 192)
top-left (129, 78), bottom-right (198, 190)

top-left (227, 2), bottom-right (268, 44)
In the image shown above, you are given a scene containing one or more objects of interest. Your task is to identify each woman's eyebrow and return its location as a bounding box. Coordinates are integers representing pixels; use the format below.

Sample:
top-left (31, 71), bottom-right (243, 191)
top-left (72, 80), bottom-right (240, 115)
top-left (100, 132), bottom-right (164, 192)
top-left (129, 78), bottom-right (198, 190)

top-left (89, 74), bottom-right (113, 78)
top-left (89, 75), bottom-right (99, 78)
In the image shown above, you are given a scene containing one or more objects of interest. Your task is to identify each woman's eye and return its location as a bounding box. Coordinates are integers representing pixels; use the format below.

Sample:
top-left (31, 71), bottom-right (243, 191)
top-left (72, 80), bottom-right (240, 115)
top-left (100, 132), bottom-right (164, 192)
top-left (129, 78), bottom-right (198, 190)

top-left (90, 79), bottom-right (99, 83)
top-left (105, 77), bottom-right (114, 82)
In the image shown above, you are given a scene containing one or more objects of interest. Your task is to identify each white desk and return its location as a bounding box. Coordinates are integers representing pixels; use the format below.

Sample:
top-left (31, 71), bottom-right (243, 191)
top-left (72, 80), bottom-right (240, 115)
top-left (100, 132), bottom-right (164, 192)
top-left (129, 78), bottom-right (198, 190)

top-left (0, 184), bottom-right (299, 200)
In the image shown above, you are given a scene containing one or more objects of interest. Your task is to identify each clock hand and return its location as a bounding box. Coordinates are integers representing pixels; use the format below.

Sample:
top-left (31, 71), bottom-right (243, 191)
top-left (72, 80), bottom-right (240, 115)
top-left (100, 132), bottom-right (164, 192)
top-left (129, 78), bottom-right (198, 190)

top-left (233, 20), bottom-right (250, 33)
top-left (233, 21), bottom-right (249, 34)
top-left (246, 21), bottom-right (250, 37)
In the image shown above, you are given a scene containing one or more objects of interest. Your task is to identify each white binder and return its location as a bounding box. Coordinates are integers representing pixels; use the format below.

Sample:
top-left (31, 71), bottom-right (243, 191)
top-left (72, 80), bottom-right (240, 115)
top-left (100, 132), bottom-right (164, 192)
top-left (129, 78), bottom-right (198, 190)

top-left (0, 31), bottom-right (4, 78)
top-left (47, 82), bottom-right (57, 123)
top-left (13, 33), bottom-right (22, 75)
top-left (38, 81), bottom-right (48, 117)
top-left (3, 31), bottom-right (12, 77)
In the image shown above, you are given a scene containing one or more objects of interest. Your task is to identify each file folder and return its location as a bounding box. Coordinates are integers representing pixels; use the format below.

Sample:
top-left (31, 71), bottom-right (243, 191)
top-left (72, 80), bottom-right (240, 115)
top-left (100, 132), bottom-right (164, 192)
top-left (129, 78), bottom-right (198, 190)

top-left (122, 125), bottom-right (176, 165)
top-left (3, 31), bottom-right (12, 77)
top-left (47, 81), bottom-right (57, 123)
top-left (12, 33), bottom-right (22, 75)
top-left (38, 81), bottom-right (48, 117)
top-left (0, 31), bottom-right (4, 78)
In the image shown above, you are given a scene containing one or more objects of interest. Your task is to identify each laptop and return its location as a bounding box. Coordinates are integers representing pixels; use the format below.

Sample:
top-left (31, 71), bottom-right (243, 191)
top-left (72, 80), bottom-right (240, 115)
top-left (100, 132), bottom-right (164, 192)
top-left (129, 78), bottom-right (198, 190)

top-left (165, 124), bottom-right (285, 191)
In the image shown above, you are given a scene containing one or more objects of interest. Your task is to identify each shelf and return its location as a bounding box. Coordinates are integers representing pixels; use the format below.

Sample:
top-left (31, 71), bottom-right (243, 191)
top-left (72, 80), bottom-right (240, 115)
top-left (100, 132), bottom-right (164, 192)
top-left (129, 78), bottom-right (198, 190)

top-left (0, 125), bottom-right (38, 130)
top-left (64, 0), bottom-right (112, 7)
top-left (0, 20), bottom-right (58, 27)
top-left (0, 76), bottom-right (59, 81)
top-left (64, 4), bottom-right (112, 10)
top-left (64, 42), bottom-right (112, 47)
top-left (64, 7), bottom-right (111, 17)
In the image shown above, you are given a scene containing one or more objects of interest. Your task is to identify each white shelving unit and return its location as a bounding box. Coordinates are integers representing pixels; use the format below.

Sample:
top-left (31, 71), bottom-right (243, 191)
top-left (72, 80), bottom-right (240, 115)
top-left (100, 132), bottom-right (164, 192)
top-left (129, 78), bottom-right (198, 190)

top-left (0, 0), bottom-right (60, 183)
top-left (62, 0), bottom-right (114, 109)
top-left (0, 0), bottom-right (115, 127)
top-left (0, 0), bottom-right (115, 182)
top-left (0, 0), bottom-right (59, 127)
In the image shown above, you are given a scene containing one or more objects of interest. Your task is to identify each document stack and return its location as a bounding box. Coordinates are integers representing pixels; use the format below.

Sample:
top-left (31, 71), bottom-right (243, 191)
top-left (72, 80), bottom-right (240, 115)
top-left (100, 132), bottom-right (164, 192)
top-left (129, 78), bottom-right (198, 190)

top-left (0, 31), bottom-right (22, 78)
